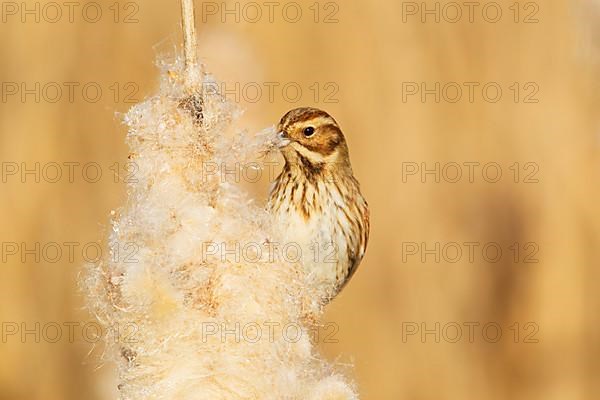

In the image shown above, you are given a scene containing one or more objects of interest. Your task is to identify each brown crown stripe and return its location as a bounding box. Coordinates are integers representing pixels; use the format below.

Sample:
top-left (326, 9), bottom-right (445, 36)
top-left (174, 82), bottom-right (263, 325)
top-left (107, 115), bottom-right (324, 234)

top-left (280, 109), bottom-right (338, 130)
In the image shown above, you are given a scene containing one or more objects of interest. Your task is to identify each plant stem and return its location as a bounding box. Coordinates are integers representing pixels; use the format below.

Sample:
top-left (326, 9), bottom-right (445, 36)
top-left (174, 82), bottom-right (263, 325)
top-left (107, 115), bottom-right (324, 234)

top-left (180, 0), bottom-right (198, 85)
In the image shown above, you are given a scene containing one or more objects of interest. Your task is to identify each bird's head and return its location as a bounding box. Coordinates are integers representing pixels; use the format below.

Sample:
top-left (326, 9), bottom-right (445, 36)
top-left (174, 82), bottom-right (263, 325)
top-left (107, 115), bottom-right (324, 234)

top-left (276, 107), bottom-right (350, 171)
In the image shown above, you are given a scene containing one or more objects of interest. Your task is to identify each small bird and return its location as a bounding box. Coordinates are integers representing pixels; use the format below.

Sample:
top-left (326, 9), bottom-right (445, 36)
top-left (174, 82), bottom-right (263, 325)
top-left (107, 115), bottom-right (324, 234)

top-left (268, 107), bottom-right (370, 302)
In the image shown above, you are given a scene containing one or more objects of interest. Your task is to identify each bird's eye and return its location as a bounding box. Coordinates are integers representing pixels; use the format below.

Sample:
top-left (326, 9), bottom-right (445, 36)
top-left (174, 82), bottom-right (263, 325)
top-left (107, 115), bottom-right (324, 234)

top-left (303, 127), bottom-right (315, 137)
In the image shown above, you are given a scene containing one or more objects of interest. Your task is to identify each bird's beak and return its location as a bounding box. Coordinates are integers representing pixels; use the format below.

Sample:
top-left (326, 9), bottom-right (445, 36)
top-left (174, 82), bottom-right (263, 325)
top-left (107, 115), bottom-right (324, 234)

top-left (277, 131), bottom-right (291, 148)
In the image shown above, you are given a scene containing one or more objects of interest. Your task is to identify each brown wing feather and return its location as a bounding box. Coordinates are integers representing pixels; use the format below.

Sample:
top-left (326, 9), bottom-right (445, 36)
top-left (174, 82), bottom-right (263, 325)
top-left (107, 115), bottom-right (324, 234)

top-left (339, 183), bottom-right (369, 290)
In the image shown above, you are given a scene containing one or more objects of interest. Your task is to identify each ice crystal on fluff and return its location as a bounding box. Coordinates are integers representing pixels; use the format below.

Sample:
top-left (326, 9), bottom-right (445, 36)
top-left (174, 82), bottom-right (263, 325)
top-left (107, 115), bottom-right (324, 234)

top-left (83, 56), bottom-right (358, 400)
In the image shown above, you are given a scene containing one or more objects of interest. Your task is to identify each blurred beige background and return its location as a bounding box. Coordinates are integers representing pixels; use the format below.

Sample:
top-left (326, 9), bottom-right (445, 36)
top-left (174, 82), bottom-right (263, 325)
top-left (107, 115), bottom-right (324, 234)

top-left (1, 0), bottom-right (599, 399)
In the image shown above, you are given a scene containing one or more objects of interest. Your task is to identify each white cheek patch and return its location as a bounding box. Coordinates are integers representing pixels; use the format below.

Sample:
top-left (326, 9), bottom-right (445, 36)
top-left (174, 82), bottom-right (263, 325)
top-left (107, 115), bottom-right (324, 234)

top-left (292, 142), bottom-right (326, 163)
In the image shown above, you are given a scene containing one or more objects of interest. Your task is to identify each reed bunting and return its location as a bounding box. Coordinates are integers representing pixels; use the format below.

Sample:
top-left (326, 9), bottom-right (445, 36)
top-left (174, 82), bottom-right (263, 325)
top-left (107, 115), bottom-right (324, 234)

top-left (268, 108), bottom-right (370, 302)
